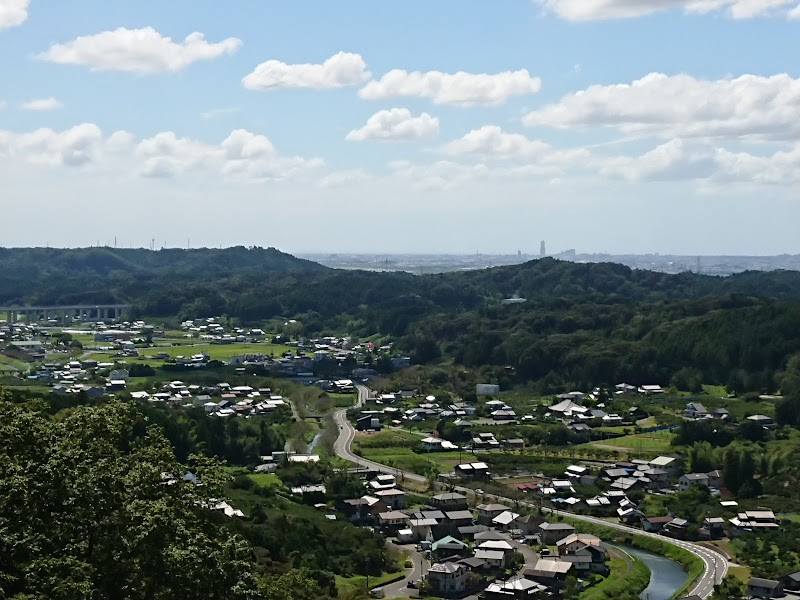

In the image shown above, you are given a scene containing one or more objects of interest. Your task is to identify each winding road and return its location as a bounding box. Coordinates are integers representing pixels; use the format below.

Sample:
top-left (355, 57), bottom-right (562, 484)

top-left (333, 384), bottom-right (727, 598)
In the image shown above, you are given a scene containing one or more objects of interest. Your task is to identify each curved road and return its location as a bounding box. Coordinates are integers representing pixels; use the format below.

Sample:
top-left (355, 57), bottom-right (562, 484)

top-left (333, 385), bottom-right (727, 598)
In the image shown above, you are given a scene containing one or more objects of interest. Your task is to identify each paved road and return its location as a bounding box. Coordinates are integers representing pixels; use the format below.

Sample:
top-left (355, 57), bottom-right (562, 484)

top-left (333, 385), bottom-right (427, 483)
top-left (382, 542), bottom-right (427, 598)
top-left (331, 386), bottom-right (727, 598)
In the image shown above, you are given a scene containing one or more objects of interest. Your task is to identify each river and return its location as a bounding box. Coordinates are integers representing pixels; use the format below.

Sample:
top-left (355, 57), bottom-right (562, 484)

top-left (621, 545), bottom-right (691, 600)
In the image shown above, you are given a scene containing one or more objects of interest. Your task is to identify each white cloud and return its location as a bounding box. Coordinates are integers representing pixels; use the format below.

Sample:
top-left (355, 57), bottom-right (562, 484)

top-left (136, 128), bottom-right (323, 181)
top-left (243, 51), bottom-right (370, 91)
top-left (317, 169), bottom-right (371, 188)
top-left (37, 27), bottom-right (241, 73)
top-left (597, 139), bottom-right (800, 184)
top-left (0, 123), bottom-right (322, 181)
top-left (20, 97), bottom-right (63, 111)
top-left (537, 0), bottom-right (799, 20)
top-left (442, 125), bottom-right (550, 157)
top-left (523, 73), bottom-right (800, 140)
top-left (0, 123), bottom-right (109, 167)
top-left (345, 108), bottom-right (439, 142)
top-left (0, 0), bottom-right (29, 31)
top-left (359, 68), bottom-right (541, 106)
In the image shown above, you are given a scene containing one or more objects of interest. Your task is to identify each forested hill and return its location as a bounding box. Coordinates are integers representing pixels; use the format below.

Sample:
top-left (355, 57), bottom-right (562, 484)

top-left (0, 246), bottom-right (328, 309)
top-left (1, 248), bottom-right (800, 320)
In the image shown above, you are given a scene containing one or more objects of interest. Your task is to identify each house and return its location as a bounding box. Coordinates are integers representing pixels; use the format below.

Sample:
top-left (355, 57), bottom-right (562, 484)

top-left (641, 516), bottom-right (674, 533)
top-left (409, 518), bottom-right (438, 542)
top-left (684, 403), bottom-right (709, 419)
top-left (477, 503), bottom-right (511, 525)
top-left (356, 415), bottom-right (381, 431)
top-left (649, 456), bottom-right (682, 476)
top-left (458, 524), bottom-right (490, 541)
top-left (549, 399), bottom-right (587, 417)
top-left (478, 540), bottom-right (515, 554)
top-left (556, 534), bottom-right (608, 574)
top-left (712, 408), bottom-right (730, 420)
top-left (432, 536), bottom-right (470, 560)
top-left (782, 571), bottom-right (800, 591)
top-left (748, 578), bottom-right (783, 599)
top-left (474, 549), bottom-right (506, 569)
top-left (377, 510), bottom-right (410, 531)
top-left (539, 522), bottom-right (576, 545)
top-left (523, 558), bottom-right (573, 588)
top-left (375, 488), bottom-right (405, 509)
top-left (679, 473), bottom-right (710, 492)
top-left (444, 510), bottom-right (475, 530)
top-left (492, 511), bottom-right (520, 532)
top-left (455, 462), bottom-right (491, 481)
top-left (747, 414), bottom-right (775, 428)
top-left (427, 562), bottom-right (469, 595)
top-left (422, 437), bottom-right (459, 452)
top-left (431, 492), bottom-right (468, 511)
top-left (664, 517), bottom-right (689, 539)
top-left (515, 514), bottom-right (545, 536)
top-left (702, 517), bottom-right (726, 539)
top-left (640, 384), bottom-right (664, 394)
top-left (484, 576), bottom-right (547, 600)
top-left (729, 510), bottom-right (779, 532)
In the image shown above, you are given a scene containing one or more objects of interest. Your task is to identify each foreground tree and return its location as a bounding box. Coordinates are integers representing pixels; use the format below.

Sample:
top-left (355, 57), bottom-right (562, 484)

top-left (0, 395), bottom-right (261, 600)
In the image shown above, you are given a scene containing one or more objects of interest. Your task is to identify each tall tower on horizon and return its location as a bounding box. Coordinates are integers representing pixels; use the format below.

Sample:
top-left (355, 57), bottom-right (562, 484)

top-left (540, 240), bottom-right (546, 257)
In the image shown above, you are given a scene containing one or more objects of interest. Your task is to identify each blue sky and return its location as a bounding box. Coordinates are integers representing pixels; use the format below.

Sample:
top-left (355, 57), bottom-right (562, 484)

top-left (1, 0), bottom-right (798, 254)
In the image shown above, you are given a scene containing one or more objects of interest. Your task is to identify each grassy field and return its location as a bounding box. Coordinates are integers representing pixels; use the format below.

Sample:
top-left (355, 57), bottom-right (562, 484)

top-left (139, 342), bottom-right (294, 360)
top-left (328, 392), bottom-right (357, 408)
top-left (0, 355), bottom-right (31, 371)
top-left (589, 431), bottom-right (676, 453)
top-left (246, 473), bottom-right (284, 490)
top-left (358, 447), bottom-right (464, 476)
top-left (335, 570), bottom-right (407, 595)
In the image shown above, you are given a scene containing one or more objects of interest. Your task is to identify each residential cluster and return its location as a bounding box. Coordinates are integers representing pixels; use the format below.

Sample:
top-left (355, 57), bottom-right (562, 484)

top-left (338, 473), bottom-right (610, 599)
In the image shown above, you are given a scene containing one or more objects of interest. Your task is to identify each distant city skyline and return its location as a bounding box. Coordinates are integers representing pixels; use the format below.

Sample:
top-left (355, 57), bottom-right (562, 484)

top-left (1, 1), bottom-right (798, 254)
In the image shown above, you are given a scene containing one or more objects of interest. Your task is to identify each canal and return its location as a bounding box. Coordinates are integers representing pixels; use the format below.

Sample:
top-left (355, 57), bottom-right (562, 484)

top-left (622, 545), bottom-right (691, 600)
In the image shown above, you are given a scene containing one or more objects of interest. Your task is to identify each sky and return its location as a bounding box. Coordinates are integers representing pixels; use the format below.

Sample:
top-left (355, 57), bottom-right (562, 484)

top-left (1, 0), bottom-right (798, 255)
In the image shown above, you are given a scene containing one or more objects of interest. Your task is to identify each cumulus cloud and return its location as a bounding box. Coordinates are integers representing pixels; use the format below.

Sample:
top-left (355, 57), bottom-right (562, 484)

top-left (0, 123), bottom-right (322, 181)
top-left (0, 0), bottom-right (29, 31)
top-left (599, 139), bottom-right (800, 184)
top-left (523, 73), bottom-right (800, 140)
top-left (317, 169), bottom-right (371, 188)
top-left (136, 128), bottom-right (323, 180)
top-left (243, 51), bottom-right (370, 90)
top-left (345, 108), bottom-right (439, 142)
top-left (359, 68), bottom-right (541, 106)
top-left (20, 97), bottom-right (63, 111)
top-left (0, 123), bottom-right (111, 167)
top-left (537, 0), bottom-right (799, 20)
top-left (37, 27), bottom-right (241, 73)
top-left (442, 125), bottom-right (550, 157)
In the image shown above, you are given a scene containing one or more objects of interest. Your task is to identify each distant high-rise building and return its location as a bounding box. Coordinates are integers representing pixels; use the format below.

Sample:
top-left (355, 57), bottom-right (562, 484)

top-left (540, 241), bottom-right (546, 257)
